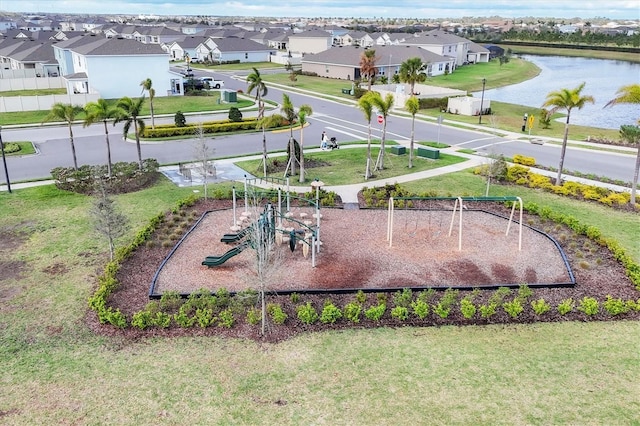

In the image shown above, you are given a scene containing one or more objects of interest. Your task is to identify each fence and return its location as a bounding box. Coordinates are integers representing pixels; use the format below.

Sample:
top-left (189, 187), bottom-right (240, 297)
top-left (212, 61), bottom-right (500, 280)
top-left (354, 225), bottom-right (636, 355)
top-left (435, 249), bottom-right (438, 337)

top-left (0, 93), bottom-right (100, 112)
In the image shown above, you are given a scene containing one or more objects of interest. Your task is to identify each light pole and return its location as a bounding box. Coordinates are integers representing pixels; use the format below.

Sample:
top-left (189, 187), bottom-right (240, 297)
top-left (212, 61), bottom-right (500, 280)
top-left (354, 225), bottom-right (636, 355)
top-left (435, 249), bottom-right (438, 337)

top-left (478, 78), bottom-right (486, 124)
top-left (0, 127), bottom-right (12, 194)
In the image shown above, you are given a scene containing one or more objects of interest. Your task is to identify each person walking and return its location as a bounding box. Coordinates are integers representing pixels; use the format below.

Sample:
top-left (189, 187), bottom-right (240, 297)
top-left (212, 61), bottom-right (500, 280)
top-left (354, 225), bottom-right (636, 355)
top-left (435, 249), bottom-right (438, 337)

top-left (321, 131), bottom-right (328, 150)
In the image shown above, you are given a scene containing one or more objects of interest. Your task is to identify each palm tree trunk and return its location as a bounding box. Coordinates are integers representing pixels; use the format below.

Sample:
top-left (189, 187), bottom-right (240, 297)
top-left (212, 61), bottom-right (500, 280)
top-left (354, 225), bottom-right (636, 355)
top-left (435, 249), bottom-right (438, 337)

top-left (134, 122), bottom-right (143, 170)
top-left (631, 146), bottom-right (640, 205)
top-left (68, 123), bottom-right (78, 170)
top-left (409, 116), bottom-right (415, 168)
top-left (103, 121), bottom-right (112, 178)
top-left (555, 112), bottom-right (571, 185)
top-left (365, 123), bottom-right (372, 179)
top-left (375, 122), bottom-right (387, 170)
top-left (299, 132), bottom-right (305, 183)
top-left (262, 126), bottom-right (267, 177)
top-left (150, 100), bottom-right (155, 129)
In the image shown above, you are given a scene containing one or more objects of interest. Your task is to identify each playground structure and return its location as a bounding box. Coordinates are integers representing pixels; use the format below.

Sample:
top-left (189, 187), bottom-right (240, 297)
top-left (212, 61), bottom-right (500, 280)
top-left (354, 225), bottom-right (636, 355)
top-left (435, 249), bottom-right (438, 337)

top-left (201, 176), bottom-right (322, 268)
top-left (387, 196), bottom-right (523, 251)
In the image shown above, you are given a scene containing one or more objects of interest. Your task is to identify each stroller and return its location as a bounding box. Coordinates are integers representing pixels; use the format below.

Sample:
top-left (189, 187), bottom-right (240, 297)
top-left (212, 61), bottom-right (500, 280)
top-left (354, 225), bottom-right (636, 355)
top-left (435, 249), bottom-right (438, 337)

top-left (328, 137), bottom-right (339, 150)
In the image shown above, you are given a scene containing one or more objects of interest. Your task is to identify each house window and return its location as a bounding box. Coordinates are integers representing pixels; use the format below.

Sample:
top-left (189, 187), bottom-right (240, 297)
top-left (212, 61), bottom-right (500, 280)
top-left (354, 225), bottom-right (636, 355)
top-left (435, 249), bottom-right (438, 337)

top-left (438, 63), bottom-right (443, 71)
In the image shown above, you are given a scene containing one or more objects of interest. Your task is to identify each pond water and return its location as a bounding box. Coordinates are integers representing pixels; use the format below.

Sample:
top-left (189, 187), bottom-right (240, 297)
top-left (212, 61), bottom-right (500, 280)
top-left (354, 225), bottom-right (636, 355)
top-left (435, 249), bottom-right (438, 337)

top-left (476, 55), bottom-right (639, 130)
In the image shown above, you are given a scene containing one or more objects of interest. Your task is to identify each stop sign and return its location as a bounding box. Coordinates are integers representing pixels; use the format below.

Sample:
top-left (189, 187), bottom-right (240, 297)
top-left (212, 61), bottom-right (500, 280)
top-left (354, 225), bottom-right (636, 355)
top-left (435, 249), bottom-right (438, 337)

top-left (377, 115), bottom-right (384, 124)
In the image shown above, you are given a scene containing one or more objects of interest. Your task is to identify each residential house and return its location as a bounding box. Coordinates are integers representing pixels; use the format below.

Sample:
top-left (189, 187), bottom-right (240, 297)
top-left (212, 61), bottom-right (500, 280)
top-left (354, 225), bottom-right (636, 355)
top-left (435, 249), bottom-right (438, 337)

top-left (53, 36), bottom-right (171, 98)
top-left (338, 31), bottom-right (374, 47)
top-left (288, 29), bottom-right (332, 54)
top-left (301, 44), bottom-right (454, 81)
top-left (402, 30), bottom-right (483, 67)
top-left (198, 37), bottom-right (275, 64)
top-left (165, 35), bottom-right (207, 61)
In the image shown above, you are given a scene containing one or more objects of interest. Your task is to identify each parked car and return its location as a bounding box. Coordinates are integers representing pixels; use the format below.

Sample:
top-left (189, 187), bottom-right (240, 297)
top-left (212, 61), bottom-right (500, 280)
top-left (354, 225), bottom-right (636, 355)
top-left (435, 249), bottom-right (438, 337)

top-left (183, 78), bottom-right (205, 91)
top-left (199, 77), bottom-right (224, 89)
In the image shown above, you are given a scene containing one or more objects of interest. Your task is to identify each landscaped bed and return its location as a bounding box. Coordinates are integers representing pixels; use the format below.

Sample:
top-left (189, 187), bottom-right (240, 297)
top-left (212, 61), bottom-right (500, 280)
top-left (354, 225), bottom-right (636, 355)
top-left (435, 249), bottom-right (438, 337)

top-left (90, 197), bottom-right (639, 342)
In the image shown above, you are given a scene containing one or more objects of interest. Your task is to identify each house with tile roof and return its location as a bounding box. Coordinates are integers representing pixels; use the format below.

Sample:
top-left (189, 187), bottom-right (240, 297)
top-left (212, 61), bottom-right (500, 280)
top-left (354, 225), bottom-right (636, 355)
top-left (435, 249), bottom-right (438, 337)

top-left (53, 36), bottom-right (171, 98)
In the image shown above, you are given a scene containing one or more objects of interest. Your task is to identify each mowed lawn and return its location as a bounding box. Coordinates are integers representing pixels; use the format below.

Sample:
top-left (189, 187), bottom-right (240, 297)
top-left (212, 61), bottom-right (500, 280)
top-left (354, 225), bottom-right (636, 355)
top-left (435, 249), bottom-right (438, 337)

top-left (0, 174), bottom-right (639, 424)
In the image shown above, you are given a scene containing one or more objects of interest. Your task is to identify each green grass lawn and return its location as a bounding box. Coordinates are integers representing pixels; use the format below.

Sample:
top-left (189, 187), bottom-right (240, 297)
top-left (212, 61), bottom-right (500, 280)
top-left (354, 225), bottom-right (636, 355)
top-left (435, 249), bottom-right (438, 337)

top-left (0, 176), bottom-right (638, 424)
top-left (235, 146), bottom-right (467, 185)
top-left (0, 88), bottom-right (67, 96)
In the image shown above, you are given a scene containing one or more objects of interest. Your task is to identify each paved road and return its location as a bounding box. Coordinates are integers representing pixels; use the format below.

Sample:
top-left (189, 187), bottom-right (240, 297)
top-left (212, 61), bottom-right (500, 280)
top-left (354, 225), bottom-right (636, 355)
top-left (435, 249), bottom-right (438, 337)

top-left (0, 70), bottom-right (636, 185)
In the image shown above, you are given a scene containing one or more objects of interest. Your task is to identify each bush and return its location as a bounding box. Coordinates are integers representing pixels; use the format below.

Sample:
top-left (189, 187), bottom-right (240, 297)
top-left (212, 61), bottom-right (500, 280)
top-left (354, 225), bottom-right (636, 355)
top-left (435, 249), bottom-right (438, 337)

top-left (432, 289), bottom-right (458, 319)
top-left (531, 298), bottom-right (551, 315)
top-left (364, 303), bottom-right (386, 321)
top-left (228, 107), bottom-right (243, 122)
top-left (503, 298), bottom-right (524, 318)
top-left (460, 298), bottom-right (477, 319)
top-left (603, 295), bottom-right (629, 316)
top-left (267, 303), bottom-right (288, 325)
top-left (578, 297), bottom-right (599, 316)
top-left (174, 111), bottom-right (186, 127)
top-left (392, 288), bottom-right (413, 308)
top-left (297, 302), bottom-right (318, 325)
top-left (246, 307), bottom-right (261, 325)
top-left (557, 298), bottom-right (574, 315)
top-left (391, 306), bottom-right (409, 321)
top-left (344, 302), bottom-right (362, 323)
top-left (513, 154), bottom-right (536, 166)
top-left (320, 301), bottom-right (343, 324)
top-left (411, 299), bottom-right (430, 319)
top-left (217, 308), bottom-right (235, 328)
top-left (1, 142), bottom-right (20, 153)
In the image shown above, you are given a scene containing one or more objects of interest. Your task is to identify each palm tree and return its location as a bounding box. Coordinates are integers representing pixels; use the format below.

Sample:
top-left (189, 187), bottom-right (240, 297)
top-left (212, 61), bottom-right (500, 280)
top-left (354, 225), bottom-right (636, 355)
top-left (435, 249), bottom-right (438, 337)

top-left (247, 67), bottom-right (269, 176)
top-left (405, 96), bottom-right (420, 168)
top-left (114, 96), bottom-right (146, 170)
top-left (140, 78), bottom-right (156, 129)
top-left (541, 82), bottom-right (595, 185)
top-left (357, 92), bottom-right (375, 179)
top-left (43, 103), bottom-right (84, 170)
top-left (399, 57), bottom-right (427, 96)
top-left (359, 49), bottom-right (378, 92)
top-left (84, 99), bottom-right (119, 177)
top-left (369, 91), bottom-right (395, 171)
top-left (297, 104), bottom-right (313, 183)
top-left (281, 93), bottom-right (298, 175)
top-left (604, 83), bottom-right (640, 204)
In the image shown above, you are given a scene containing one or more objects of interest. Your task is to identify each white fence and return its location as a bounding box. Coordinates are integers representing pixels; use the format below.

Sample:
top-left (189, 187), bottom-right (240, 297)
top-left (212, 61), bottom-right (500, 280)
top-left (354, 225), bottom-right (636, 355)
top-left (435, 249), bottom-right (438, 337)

top-left (0, 76), bottom-right (65, 92)
top-left (0, 93), bottom-right (100, 112)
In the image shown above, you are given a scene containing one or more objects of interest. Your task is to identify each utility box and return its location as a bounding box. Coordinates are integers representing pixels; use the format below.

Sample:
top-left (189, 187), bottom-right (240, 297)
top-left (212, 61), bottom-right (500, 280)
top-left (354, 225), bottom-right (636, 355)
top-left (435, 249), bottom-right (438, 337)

top-left (223, 90), bottom-right (237, 103)
top-left (391, 146), bottom-right (406, 155)
top-left (417, 147), bottom-right (440, 159)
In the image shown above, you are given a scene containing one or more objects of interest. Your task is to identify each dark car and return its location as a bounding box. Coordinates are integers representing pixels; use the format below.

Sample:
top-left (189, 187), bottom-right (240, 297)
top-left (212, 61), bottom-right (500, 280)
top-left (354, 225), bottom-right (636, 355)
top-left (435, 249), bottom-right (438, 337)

top-left (183, 78), bottom-right (205, 91)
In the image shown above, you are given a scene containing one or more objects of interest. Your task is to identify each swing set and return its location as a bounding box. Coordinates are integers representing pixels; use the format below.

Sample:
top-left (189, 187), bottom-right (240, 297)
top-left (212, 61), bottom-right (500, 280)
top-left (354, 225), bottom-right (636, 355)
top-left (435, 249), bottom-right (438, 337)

top-left (387, 196), bottom-right (524, 251)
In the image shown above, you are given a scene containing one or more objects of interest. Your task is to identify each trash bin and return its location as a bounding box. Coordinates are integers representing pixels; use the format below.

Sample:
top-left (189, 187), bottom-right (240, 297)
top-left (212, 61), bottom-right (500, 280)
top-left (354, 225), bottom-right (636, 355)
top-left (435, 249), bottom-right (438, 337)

top-left (341, 88), bottom-right (351, 94)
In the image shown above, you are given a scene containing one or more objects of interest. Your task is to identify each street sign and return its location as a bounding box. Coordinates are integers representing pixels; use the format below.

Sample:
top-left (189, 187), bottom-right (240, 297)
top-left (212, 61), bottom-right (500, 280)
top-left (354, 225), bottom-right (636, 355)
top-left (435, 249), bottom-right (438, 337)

top-left (528, 115), bottom-right (535, 128)
top-left (377, 115), bottom-right (384, 124)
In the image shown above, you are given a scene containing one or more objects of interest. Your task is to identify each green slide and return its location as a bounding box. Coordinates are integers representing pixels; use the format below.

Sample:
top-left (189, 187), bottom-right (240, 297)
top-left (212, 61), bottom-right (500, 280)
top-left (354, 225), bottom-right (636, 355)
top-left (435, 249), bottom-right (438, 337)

top-left (202, 244), bottom-right (247, 267)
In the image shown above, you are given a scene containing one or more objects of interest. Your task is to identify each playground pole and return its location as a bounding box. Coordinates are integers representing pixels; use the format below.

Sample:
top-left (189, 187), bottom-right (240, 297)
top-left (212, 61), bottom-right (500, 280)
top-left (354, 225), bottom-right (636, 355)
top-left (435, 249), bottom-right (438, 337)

top-left (243, 175), bottom-right (248, 213)
top-left (232, 186), bottom-right (237, 227)
top-left (286, 177), bottom-right (290, 212)
top-left (277, 188), bottom-right (282, 227)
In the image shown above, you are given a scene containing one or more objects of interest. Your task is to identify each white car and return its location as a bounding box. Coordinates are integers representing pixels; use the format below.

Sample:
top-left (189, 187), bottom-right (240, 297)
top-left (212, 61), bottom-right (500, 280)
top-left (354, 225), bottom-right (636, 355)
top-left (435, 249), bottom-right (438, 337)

top-left (199, 77), bottom-right (224, 89)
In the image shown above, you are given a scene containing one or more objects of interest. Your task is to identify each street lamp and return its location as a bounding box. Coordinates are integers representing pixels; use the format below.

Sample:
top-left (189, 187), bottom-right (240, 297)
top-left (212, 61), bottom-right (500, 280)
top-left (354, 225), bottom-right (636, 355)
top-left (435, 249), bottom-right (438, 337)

top-left (0, 127), bottom-right (12, 194)
top-left (478, 78), bottom-right (486, 124)
top-left (522, 113), bottom-right (529, 132)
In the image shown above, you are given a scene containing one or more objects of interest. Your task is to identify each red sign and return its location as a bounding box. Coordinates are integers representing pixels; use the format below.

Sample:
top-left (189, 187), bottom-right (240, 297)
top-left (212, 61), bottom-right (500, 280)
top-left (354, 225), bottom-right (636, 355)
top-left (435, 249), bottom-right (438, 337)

top-left (377, 115), bottom-right (384, 124)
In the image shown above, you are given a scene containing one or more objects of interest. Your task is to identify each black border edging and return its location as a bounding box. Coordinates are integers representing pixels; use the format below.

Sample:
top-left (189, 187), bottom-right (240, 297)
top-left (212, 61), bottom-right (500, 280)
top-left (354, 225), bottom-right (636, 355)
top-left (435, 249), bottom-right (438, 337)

top-left (149, 206), bottom-right (576, 299)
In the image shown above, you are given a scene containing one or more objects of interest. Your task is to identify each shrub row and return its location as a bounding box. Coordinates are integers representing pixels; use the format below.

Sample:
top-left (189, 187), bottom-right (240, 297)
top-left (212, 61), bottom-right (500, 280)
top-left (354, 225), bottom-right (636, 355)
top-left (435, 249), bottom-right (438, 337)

top-left (88, 194), bottom-right (201, 327)
top-left (501, 163), bottom-right (635, 208)
top-left (51, 159), bottom-right (159, 195)
top-left (123, 287), bottom-right (640, 330)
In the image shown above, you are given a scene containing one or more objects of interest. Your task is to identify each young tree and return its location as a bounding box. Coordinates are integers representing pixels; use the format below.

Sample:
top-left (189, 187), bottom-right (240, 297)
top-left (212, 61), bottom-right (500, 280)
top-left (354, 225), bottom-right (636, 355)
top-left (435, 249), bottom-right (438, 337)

top-left (297, 104), bottom-right (313, 183)
top-left (114, 96), bottom-right (146, 170)
top-left (90, 182), bottom-right (128, 261)
top-left (541, 82), bottom-right (595, 185)
top-left (246, 67), bottom-right (269, 176)
top-left (254, 114), bottom-right (284, 176)
top-left (359, 49), bottom-right (378, 92)
top-left (140, 78), bottom-right (156, 129)
top-left (357, 92), bottom-right (375, 179)
top-left (83, 99), bottom-right (119, 177)
top-left (192, 123), bottom-right (215, 200)
top-left (405, 95), bottom-right (420, 168)
top-left (369, 91), bottom-right (395, 171)
top-left (604, 83), bottom-right (640, 204)
top-left (43, 103), bottom-right (84, 170)
top-left (399, 57), bottom-right (426, 95)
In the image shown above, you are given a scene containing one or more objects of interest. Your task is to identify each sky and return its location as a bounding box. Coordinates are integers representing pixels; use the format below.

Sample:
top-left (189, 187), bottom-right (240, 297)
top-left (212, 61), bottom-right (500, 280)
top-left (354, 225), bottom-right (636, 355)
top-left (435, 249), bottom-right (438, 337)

top-left (0, 0), bottom-right (638, 20)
